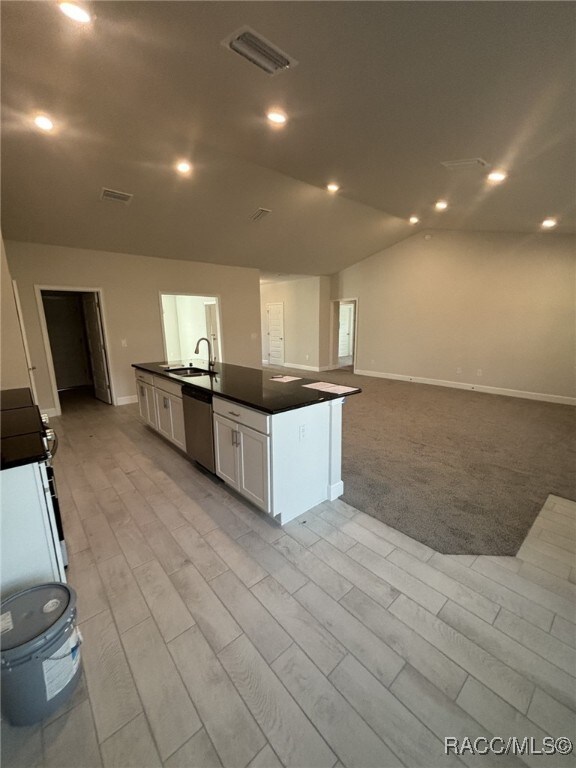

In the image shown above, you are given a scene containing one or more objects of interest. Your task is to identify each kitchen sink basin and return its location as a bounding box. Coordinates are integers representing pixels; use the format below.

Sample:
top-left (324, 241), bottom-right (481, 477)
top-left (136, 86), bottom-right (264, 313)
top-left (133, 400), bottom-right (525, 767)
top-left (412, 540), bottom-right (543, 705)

top-left (167, 367), bottom-right (213, 377)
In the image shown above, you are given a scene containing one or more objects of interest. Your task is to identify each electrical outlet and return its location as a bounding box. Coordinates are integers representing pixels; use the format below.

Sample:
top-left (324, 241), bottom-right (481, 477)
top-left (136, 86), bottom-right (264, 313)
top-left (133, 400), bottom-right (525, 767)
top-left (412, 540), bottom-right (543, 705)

top-left (305, 354), bottom-right (309, 361)
top-left (121, 339), bottom-right (128, 348)
top-left (456, 367), bottom-right (462, 374)
top-left (298, 425), bottom-right (306, 440)
top-left (477, 368), bottom-right (483, 377)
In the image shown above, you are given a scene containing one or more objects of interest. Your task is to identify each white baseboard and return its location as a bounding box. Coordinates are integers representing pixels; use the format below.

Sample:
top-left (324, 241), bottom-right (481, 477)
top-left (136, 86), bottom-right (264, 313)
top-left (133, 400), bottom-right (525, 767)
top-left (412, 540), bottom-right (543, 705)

top-left (284, 362), bottom-right (321, 372)
top-left (328, 481), bottom-right (344, 500)
top-left (44, 407), bottom-right (60, 418)
top-left (116, 395), bottom-right (138, 406)
top-left (354, 369), bottom-right (576, 405)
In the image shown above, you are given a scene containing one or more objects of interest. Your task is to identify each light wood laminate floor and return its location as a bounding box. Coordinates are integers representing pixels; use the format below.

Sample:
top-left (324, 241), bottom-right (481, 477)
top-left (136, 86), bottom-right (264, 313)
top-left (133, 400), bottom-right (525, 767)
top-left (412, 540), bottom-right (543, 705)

top-left (3, 399), bottom-right (575, 768)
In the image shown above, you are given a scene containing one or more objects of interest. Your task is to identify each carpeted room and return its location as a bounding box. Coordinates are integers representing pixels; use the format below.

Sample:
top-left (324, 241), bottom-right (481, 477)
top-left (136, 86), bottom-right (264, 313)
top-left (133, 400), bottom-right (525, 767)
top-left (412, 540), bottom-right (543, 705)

top-left (270, 229), bottom-right (575, 556)
top-left (338, 231), bottom-right (575, 555)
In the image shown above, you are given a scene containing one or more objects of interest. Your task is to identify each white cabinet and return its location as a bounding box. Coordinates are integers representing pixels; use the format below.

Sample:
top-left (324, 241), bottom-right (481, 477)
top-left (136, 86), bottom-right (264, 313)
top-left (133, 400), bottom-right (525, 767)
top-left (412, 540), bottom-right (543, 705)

top-left (155, 388), bottom-right (173, 440)
top-left (170, 395), bottom-right (185, 449)
top-left (134, 371), bottom-right (184, 450)
top-left (136, 374), bottom-right (157, 429)
top-left (213, 414), bottom-right (270, 513)
top-left (213, 395), bottom-right (344, 524)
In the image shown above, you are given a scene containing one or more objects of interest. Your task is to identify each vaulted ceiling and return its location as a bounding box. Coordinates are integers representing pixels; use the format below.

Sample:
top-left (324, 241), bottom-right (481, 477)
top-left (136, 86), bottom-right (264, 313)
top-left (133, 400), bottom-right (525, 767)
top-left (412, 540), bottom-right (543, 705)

top-left (2, 2), bottom-right (574, 275)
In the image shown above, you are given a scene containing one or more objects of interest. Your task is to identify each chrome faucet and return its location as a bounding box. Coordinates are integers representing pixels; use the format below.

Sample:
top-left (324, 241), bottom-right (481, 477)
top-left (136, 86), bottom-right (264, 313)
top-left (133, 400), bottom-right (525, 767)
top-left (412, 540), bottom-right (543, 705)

top-left (194, 337), bottom-right (216, 369)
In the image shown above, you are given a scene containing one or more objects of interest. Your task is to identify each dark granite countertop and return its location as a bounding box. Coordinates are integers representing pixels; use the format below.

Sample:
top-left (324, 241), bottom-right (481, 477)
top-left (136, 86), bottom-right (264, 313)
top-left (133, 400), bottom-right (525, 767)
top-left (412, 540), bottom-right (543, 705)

top-left (132, 360), bottom-right (361, 414)
top-left (1, 388), bottom-right (34, 411)
top-left (1, 391), bottom-right (47, 470)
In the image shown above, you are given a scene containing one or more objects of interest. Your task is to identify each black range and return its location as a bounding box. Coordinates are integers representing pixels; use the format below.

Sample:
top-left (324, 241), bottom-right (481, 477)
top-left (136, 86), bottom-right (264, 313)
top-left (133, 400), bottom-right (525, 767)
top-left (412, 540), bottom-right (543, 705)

top-left (132, 361), bottom-right (361, 414)
top-left (1, 388), bottom-right (47, 470)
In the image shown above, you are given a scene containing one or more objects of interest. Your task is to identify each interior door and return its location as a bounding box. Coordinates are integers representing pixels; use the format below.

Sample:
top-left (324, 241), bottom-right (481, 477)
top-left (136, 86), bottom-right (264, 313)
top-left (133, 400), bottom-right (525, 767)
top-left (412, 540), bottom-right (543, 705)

top-left (205, 302), bottom-right (220, 362)
top-left (338, 303), bottom-right (354, 358)
top-left (266, 302), bottom-right (285, 366)
top-left (82, 293), bottom-right (112, 404)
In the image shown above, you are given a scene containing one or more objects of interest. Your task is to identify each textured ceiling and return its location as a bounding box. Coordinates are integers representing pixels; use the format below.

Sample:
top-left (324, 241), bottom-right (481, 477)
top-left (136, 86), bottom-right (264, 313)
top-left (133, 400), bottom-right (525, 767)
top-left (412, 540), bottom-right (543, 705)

top-left (2, 1), bottom-right (574, 275)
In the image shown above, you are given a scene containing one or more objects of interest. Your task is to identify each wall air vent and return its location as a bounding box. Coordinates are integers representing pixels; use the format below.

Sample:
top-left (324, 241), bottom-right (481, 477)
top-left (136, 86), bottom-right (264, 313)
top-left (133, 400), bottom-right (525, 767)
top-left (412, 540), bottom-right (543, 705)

top-left (441, 158), bottom-right (489, 171)
top-left (222, 27), bottom-right (297, 75)
top-left (100, 187), bottom-right (133, 205)
top-left (250, 207), bottom-right (271, 222)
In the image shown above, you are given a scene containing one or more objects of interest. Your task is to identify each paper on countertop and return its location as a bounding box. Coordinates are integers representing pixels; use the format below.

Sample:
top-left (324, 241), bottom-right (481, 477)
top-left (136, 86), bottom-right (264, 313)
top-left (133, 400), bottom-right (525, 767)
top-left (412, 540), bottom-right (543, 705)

top-left (302, 382), bottom-right (358, 394)
top-left (269, 376), bottom-right (302, 383)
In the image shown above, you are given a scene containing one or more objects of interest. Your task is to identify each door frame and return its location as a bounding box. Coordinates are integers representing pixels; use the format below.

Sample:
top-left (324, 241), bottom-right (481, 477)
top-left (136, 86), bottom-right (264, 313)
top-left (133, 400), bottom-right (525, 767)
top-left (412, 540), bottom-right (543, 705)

top-left (35, 285), bottom-right (115, 416)
top-left (12, 280), bottom-right (39, 403)
top-left (331, 298), bottom-right (358, 370)
top-left (158, 291), bottom-right (224, 365)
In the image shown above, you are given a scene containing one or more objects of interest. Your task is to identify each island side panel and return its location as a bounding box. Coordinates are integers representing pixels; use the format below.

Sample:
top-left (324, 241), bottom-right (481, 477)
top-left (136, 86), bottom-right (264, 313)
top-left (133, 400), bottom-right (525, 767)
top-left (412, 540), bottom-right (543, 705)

top-left (270, 402), bottom-right (331, 524)
top-left (328, 397), bottom-right (345, 500)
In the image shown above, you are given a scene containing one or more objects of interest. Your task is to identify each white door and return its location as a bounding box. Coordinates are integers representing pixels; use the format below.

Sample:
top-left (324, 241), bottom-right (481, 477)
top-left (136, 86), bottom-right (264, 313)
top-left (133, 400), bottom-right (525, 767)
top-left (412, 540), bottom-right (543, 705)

top-left (213, 415), bottom-right (239, 487)
top-left (205, 302), bottom-right (220, 362)
top-left (155, 389), bottom-right (173, 440)
top-left (266, 303), bottom-right (285, 366)
top-left (338, 303), bottom-right (354, 358)
top-left (238, 425), bottom-right (270, 513)
top-left (82, 293), bottom-right (112, 404)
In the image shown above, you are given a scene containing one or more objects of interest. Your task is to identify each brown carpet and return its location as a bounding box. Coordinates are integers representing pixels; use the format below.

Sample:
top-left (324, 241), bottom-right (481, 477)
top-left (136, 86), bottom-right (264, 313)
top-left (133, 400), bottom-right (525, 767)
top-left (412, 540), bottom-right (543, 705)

top-left (275, 366), bottom-right (576, 555)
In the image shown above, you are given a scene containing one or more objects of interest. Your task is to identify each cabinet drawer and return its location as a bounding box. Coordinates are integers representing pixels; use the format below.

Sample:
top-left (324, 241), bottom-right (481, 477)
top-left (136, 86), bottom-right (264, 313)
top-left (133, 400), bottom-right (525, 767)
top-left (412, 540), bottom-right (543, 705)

top-left (153, 376), bottom-right (183, 399)
top-left (135, 370), bottom-right (154, 385)
top-left (213, 397), bottom-right (270, 435)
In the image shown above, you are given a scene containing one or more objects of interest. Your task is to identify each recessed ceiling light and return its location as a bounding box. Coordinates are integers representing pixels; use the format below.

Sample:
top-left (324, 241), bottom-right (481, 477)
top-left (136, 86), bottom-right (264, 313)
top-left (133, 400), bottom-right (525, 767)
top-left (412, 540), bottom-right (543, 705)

top-left (487, 170), bottom-right (507, 184)
top-left (266, 110), bottom-right (287, 125)
top-left (541, 218), bottom-right (557, 229)
top-left (326, 183), bottom-right (340, 193)
top-left (434, 200), bottom-right (448, 211)
top-left (34, 114), bottom-right (54, 132)
top-left (58, 2), bottom-right (91, 23)
top-left (176, 160), bottom-right (192, 175)
top-left (409, 216), bottom-right (420, 225)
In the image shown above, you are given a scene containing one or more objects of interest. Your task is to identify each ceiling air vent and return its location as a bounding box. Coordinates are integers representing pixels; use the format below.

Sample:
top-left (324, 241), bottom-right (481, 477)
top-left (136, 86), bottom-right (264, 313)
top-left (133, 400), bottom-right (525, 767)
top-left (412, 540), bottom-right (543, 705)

top-left (441, 158), bottom-right (489, 171)
top-left (250, 208), bottom-right (271, 222)
top-left (100, 187), bottom-right (133, 205)
top-left (222, 27), bottom-right (297, 75)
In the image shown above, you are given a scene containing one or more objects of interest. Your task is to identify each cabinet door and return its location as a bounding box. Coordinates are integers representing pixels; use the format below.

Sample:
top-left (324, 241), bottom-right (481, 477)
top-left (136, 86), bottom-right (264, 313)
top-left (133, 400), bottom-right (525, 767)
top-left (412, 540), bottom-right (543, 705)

top-left (144, 383), bottom-right (158, 429)
top-left (238, 425), bottom-right (270, 513)
top-left (155, 389), bottom-right (172, 440)
top-left (136, 380), bottom-right (148, 421)
top-left (170, 394), bottom-right (185, 450)
top-left (213, 415), bottom-right (238, 487)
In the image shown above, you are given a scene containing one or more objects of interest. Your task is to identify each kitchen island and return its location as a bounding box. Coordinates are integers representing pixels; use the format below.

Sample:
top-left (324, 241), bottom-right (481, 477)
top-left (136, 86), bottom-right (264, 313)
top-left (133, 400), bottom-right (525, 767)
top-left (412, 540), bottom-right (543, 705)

top-left (133, 360), bottom-right (361, 524)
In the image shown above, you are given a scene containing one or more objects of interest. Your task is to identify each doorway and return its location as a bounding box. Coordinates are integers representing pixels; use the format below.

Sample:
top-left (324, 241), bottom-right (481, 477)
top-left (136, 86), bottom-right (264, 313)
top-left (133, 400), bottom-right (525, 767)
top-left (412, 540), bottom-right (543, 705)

top-left (37, 288), bottom-right (113, 412)
top-left (160, 294), bottom-right (222, 364)
top-left (333, 299), bottom-right (357, 370)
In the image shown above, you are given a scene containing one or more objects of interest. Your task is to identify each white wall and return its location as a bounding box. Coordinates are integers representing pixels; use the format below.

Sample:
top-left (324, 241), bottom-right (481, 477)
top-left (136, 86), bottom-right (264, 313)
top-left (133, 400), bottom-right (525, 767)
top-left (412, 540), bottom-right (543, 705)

top-left (1, 236), bottom-right (30, 391)
top-left (6, 241), bottom-right (262, 411)
top-left (334, 230), bottom-right (576, 401)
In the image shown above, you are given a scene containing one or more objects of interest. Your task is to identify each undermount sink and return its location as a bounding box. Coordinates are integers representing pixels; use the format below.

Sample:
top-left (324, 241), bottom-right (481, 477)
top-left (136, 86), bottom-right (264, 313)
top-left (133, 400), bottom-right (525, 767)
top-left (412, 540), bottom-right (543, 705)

top-left (167, 367), bottom-right (213, 377)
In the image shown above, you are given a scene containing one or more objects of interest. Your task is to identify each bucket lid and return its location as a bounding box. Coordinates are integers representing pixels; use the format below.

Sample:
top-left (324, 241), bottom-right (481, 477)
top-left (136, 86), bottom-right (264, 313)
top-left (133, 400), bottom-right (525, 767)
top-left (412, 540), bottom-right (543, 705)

top-left (1, 583), bottom-right (74, 653)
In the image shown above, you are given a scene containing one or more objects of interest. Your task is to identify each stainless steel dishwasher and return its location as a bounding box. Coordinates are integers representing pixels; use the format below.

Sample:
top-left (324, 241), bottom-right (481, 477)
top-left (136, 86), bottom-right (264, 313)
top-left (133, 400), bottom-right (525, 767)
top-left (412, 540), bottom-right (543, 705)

top-left (182, 387), bottom-right (215, 473)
